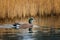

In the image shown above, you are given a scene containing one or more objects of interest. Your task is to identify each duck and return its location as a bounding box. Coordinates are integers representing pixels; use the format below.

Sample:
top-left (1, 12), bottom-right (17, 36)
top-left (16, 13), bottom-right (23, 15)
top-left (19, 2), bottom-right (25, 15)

top-left (13, 17), bottom-right (34, 33)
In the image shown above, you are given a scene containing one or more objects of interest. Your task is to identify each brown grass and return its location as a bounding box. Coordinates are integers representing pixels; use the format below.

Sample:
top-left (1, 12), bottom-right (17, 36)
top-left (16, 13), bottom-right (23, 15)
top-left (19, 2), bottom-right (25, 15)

top-left (0, 0), bottom-right (60, 19)
top-left (0, 0), bottom-right (60, 27)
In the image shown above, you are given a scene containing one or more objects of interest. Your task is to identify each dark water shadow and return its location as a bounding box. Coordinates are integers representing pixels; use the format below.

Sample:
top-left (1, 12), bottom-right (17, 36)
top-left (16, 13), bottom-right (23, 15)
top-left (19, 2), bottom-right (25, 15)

top-left (34, 31), bottom-right (60, 40)
top-left (2, 34), bottom-right (18, 40)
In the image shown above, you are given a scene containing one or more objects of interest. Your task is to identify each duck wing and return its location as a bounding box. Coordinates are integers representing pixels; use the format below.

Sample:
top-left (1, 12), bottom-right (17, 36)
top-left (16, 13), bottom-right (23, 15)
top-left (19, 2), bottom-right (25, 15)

top-left (20, 24), bottom-right (33, 29)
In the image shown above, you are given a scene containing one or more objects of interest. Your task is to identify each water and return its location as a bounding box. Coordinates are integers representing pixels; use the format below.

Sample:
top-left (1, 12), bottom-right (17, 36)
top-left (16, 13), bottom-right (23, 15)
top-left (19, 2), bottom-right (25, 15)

top-left (0, 24), bottom-right (60, 40)
top-left (0, 31), bottom-right (60, 40)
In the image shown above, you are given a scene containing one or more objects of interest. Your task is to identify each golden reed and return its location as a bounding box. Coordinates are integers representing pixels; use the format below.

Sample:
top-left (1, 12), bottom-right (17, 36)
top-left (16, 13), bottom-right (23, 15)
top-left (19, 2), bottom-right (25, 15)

top-left (0, 0), bottom-right (60, 27)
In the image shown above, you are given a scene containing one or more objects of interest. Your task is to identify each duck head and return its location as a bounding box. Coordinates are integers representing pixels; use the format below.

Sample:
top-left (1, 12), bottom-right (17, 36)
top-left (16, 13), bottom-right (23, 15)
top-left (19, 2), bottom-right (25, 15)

top-left (29, 17), bottom-right (34, 24)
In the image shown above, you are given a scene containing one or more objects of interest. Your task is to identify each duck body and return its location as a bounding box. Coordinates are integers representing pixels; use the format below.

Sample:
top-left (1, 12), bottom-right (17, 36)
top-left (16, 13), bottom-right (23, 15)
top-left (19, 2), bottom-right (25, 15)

top-left (19, 24), bottom-right (33, 29)
top-left (13, 23), bottom-right (33, 29)
top-left (13, 17), bottom-right (33, 33)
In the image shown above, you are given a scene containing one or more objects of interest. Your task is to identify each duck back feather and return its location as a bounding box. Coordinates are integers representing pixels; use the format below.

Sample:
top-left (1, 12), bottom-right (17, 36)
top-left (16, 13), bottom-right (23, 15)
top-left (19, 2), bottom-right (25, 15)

top-left (20, 24), bottom-right (33, 29)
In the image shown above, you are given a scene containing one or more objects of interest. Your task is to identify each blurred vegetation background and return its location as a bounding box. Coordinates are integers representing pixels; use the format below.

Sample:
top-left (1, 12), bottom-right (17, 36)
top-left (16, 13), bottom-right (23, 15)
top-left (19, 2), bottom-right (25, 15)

top-left (0, 0), bottom-right (60, 28)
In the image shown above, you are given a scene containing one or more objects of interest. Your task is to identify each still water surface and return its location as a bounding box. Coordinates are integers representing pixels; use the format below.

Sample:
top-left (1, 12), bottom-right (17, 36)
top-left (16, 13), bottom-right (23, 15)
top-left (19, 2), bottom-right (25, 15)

top-left (0, 31), bottom-right (60, 40)
top-left (0, 24), bottom-right (60, 40)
